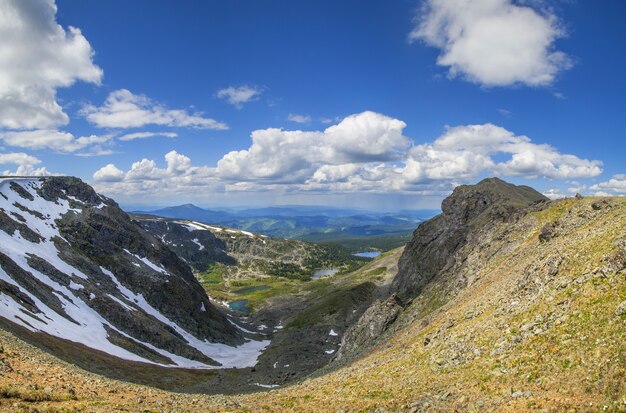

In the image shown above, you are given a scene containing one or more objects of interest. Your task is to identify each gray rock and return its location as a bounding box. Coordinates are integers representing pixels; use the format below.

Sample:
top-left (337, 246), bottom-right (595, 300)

top-left (335, 294), bottom-right (404, 361)
top-left (391, 177), bottom-right (547, 299)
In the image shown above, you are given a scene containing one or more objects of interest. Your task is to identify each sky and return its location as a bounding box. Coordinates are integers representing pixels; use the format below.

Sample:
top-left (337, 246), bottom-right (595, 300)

top-left (0, 0), bottom-right (625, 211)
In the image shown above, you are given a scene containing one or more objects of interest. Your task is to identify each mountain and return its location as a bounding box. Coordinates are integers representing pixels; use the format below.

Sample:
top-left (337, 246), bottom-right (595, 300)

top-left (392, 177), bottom-right (548, 299)
top-left (141, 203), bottom-right (236, 224)
top-left (131, 215), bottom-right (364, 279)
top-left (133, 204), bottom-right (432, 245)
top-left (1, 178), bottom-right (624, 411)
top-left (0, 177), bottom-right (268, 370)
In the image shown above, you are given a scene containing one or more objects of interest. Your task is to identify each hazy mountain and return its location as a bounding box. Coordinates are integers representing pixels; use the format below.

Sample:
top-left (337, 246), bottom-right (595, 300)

top-left (132, 204), bottom-right (436, 244)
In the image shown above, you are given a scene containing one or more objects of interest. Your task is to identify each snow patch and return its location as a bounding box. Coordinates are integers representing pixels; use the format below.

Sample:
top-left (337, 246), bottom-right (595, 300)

top-left (253, 383), bottom-right (279, 389)
top-left (69, 281), bottom-right (84, 291)
top-left (123, 249), bottom-right (169, 275)
top-left (191, 238), bottom-right (205, 251)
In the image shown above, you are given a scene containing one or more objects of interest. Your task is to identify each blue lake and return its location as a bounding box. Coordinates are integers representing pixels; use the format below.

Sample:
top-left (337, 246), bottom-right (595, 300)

top-left (311, 269), bottom-right (339, 280)
top-left (353, 251), bottom-right (382, 258)
top-left (229, 299), bottom-right (251, 314)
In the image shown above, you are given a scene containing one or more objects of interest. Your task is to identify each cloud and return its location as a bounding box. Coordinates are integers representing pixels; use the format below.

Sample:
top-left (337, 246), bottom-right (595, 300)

top-left (92, 150), bottom-right (217, 195)
top-left (118, 131), bottom-right (178, 141)
top-left (82, 89), bottom-right (228, 130)
top-left (542, 188), bottom-right (567, 200)
top-left (216, 85), bottom-right (262, 109)
top-left (0, 129), bottom-right (113, 153)
top-left (216, 111), bottom-right (410, 182)
top-left (92, 163), bottom-right (125, 182)
top-left (403, 123), bottom-right (602, 182)
top-left (287, 114), bottom-right (312, 124)
top-left (0, 0), bottom-right (102, 129)
top-left (589, 175), bottom-right (626, 196)
top-left (410, 0), bottom-right (572, 87)
top-left (92, 112), bottom-right (603, 199)
top-left (0, 151), bottom-right (51, 176)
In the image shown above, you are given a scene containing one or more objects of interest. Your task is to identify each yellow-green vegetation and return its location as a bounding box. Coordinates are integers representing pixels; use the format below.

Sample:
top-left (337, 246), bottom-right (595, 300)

top-left (200, 273), bottom-right (304, 311)
top-left (0, 385), bottom-right (74, 403)
top-left (0, 197), bottom-right (624, 412)
top-left (197, 247), bottom-right (401, 313)
top-left (288, 282), bottom-right (376, 328)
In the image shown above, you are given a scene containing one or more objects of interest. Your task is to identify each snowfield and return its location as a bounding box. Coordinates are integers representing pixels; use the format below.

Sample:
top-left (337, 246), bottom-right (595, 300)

top-left (0, 178), bottom-right (269, 369)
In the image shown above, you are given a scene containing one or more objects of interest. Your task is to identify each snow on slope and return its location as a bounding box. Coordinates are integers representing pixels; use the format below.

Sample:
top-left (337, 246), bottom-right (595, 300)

top-left (176, 220), bottom-right (259, 239)
top-left (0, 178), bottom-right (269, 369)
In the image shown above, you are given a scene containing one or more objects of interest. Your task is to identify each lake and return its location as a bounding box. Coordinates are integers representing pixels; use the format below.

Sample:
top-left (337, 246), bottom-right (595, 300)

top-left (353, 251), bottom-right (382, 258)
top-left (229, 299), bottom-right (251, 314)
top-left (311, 269), bottom-right (339, 280)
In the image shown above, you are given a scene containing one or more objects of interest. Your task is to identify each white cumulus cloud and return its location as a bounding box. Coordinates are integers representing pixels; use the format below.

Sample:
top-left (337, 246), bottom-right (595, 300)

top-left (92, 113), bottom-right (603, 199)
top-left (216, 111), bottom-right (410, 182)
top-left (92, 151), bottom-right (217, 195)
top-left (589, 175), bottom-right (626, 196)
top-left (0, 129), bottom-right (113, 153)
top-left (410, 0), bottom-right (572, 87)
top-left (402, 123), bottom-right (602, 183)
top-left (0, 0), bottom-right (102, 129)
top-left (92, 163), bottom-right (125, 182)
top-left (216, 85), bottom-right (262, 109)
top-left (82, 89), bottom-right (228, 130)
top-left (0, 151), bottom-right (52, 176)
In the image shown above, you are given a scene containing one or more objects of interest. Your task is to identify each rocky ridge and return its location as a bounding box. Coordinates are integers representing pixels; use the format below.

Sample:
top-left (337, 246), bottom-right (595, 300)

top-left (0, 177), bottom-right (270, 370)
top-left (132, 215), bottom-right (362, 280)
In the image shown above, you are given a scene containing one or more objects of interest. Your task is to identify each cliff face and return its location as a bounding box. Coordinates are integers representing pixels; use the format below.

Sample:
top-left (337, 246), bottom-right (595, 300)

top-left (0, 177), bottom-right (269, 369)
top-left (391, 177), bottom-right (548, 299)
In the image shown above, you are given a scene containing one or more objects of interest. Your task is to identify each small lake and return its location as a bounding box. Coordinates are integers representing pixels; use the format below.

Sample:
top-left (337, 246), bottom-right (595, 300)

top-left (229, 299), bottom-right (251, 314)
top-left (233, 285), bottom-right (271, 295)
top-left (353, 251), bottom-right (382, 258)
top-left (311, 269), bottom-right (339, 280)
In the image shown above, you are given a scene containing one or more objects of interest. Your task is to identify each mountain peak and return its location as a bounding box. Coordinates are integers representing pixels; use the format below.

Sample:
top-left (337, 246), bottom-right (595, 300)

top-left (442, 177), bottom-right (547, 222)
top-left (392, 178), bottom-right (547, 298)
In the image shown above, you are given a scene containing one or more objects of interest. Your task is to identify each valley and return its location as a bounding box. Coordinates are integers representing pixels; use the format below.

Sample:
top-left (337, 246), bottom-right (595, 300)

top-left (0, 177), bottom-right (624, 412)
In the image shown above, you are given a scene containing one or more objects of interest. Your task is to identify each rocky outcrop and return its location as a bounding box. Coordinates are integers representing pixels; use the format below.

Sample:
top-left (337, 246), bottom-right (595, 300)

top-left (335, 178), bottom-right (548, 365)
top-left (132, 216), bottom-right (236, 271)
top-left (0, 177), bottom-right (272, 369)
top-left (391, 177), bottom-right (547, 299)
top-left (334, 294), bottom-right (404, 361)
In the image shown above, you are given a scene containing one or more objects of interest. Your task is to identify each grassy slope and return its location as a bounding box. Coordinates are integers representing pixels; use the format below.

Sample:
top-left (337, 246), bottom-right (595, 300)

top-left (1, 197), bottom-right (625, 412)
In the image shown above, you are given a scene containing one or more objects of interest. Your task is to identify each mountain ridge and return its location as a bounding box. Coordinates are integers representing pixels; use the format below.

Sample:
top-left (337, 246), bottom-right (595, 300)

top-left (0, 176), bottom-right (269, 370)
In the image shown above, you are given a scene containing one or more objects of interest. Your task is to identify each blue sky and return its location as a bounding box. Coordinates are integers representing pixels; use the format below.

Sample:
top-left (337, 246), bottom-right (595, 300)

top-left (0, 0), bottom-right (625, 210)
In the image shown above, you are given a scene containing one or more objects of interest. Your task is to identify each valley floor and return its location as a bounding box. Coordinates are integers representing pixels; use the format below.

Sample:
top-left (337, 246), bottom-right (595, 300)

top-left (1, 197), bottom-right (625, 412)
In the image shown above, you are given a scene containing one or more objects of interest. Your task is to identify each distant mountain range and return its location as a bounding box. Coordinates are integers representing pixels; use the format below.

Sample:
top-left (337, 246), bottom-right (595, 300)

top-left (130, 204), bottom-right (439, 246)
